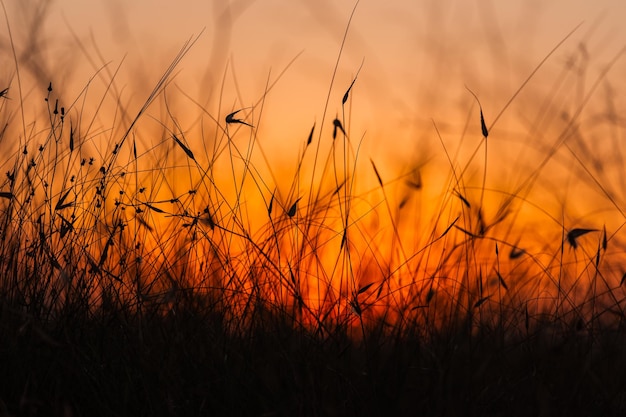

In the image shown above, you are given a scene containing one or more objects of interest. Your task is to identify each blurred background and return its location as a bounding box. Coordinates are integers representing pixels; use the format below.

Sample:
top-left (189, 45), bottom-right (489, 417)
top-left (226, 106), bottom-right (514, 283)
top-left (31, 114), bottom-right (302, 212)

top-left (3, 0), bottom-right (624, 144)
top-left (1, 0), bottom-right (626, 230)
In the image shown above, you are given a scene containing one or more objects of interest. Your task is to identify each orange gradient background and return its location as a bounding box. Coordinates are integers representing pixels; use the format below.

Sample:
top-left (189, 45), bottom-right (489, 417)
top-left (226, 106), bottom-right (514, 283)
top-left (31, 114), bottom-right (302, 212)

top-left (6, 0), bottom-right (625, 150)
top-left (2, 0), bottom-right (626, 328)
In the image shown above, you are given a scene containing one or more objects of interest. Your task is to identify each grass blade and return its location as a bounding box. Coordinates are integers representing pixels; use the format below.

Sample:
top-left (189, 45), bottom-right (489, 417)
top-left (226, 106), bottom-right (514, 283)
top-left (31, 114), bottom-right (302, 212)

top-left (287, 197), bottom-right (302, 218)
top-left (306, 123), bottom-right (315, 146)
top-left (567, 228), bottom-right (597, 249)
top-left (465, 86), bottom-right (488, 137)
top-left (342, 58), bottom-right (364, 105)
top-left (55, 190), bottom-right (73, 211)
top-left (357, 282), bottom-right (374, 294)
top-left (332, 118), bottom-right (345, 139)
top-left (173, 135), bottom-right (195, 161)
top-left (370, 159), bottom-right (383, 187)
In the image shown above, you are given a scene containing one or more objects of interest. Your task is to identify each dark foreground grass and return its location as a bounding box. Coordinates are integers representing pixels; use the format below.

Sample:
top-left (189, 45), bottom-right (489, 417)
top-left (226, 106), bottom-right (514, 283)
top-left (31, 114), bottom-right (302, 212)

top-left (4, 299), bottom-right (626, 416)
top-left (2, 3), bottom-right (626, 417)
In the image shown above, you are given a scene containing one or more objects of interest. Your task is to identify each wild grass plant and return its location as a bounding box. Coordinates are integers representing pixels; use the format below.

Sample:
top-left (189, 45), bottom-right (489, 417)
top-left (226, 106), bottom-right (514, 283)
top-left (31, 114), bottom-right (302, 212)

top-left (1, 1), bottom-right (626, 416)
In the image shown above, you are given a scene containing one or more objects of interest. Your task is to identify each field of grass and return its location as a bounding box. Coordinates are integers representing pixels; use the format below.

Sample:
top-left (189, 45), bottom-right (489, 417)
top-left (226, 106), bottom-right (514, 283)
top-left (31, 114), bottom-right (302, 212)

top-left (1, 1), bottom-right (626, 416)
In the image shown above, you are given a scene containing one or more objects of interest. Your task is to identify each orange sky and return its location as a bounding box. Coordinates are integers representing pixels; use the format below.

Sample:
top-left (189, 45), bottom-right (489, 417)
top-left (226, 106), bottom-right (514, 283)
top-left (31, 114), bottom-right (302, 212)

top-left (1, 0), bottom-right (626, 322)
top-left (3, 0), bottom-right (626, 229)
top-left (9, 0), bottom-right (625, 140)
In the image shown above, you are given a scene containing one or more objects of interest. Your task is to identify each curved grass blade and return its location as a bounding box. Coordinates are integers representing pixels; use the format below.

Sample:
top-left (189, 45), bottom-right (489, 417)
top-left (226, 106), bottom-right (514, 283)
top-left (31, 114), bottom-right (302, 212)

top-left (306, 123), bottom-right (315, 146)
top-left (287, 197), bottom-right (302, 218)
top-left (567, 228), bottom-right (597, 249)
top-left (370, 159), bottom-right (383, 187)
top-left (357, 282), bottom-right (374, 295)
top-left (465, 86), bottom-right (488, 138)
top-left (342, 58), bottom-right (364, 105)
top-left (173, 135), bottom-right (195, 161)
top-left (453, 190), bottom-right (471, 208)
top-left (268, 190), bottom-right (275, 216)
top-left (225, 109), bottom-right (253, 127)
top-left (332, 118), bottom-right (345, 139)
top-left (55, 189), bottom-right (74, 211)
top-left (474, 295), bottom-right (490, 309)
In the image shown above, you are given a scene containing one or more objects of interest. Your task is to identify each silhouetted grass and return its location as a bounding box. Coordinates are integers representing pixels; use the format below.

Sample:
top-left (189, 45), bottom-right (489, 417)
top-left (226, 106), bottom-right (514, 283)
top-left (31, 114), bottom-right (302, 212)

top-left (1, 2), bottom-right (626, 417)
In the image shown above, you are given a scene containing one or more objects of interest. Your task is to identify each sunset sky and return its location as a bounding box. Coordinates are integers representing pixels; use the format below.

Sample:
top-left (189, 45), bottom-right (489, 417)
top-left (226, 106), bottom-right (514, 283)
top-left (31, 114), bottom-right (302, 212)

top-left (8, 0), bottom-right (624, 136)
top-left (1, 0), bottom-right (626, 327)
top-left (2, 0), bottom-right (626, 218)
